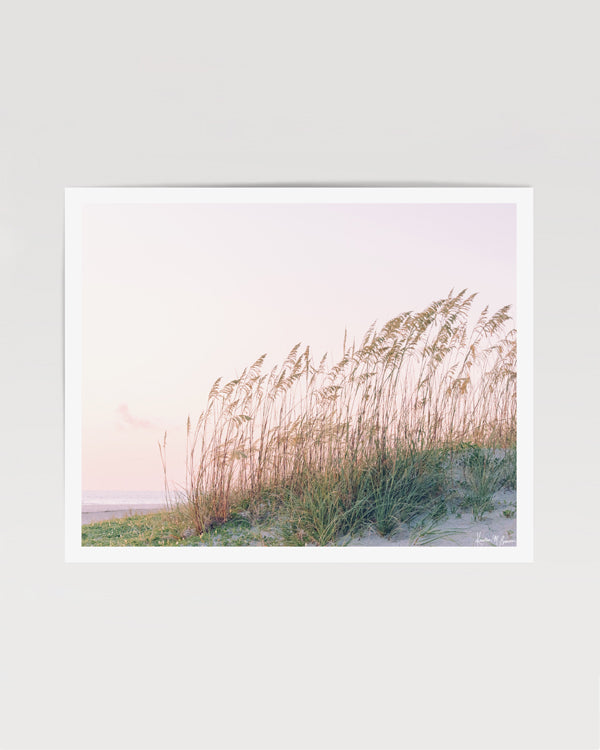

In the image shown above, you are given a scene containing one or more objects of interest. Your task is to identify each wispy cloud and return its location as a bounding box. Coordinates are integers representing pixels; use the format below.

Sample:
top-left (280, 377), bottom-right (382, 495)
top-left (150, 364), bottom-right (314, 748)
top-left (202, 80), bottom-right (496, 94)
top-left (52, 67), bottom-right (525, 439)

top-left (116, 403), bottom-right (154, 430)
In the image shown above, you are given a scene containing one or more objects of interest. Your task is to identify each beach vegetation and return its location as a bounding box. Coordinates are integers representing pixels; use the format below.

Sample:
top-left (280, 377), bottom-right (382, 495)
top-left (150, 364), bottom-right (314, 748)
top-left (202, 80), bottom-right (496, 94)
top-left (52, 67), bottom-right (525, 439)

top-left (85, 290), bottom-right (517, 547)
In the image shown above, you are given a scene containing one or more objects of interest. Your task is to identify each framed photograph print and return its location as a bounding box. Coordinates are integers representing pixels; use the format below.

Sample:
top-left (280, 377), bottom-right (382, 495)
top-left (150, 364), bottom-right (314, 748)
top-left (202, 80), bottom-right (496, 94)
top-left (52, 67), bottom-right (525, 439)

top-left (65, 187), bottom-right (533, 562)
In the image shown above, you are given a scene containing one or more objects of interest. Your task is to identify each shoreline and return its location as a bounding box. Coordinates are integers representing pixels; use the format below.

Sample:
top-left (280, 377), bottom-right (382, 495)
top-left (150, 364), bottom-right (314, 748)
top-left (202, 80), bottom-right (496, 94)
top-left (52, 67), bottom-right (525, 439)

top-left (82, 503), bottom-right (169, 525)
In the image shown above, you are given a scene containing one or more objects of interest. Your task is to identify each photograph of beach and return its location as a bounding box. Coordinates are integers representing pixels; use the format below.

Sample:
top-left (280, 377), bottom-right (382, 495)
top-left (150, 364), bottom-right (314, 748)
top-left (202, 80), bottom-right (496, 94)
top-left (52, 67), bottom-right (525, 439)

top-left (71, 189), bottom-right (527, 554)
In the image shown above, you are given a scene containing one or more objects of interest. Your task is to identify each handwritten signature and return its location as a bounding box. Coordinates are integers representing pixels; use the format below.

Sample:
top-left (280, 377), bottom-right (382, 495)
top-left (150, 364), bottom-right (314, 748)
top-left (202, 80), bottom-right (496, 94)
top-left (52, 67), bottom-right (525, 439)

top-left (474, 531), bottom-right (516, 546)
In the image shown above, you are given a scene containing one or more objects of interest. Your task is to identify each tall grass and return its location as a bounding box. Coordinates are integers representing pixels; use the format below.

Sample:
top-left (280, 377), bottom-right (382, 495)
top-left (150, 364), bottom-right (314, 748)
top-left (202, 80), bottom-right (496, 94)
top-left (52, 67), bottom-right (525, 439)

top-left (458, 444), bottom-right (509, 520)
top-left (356, 448), bottom-right (446, 536)
top-left (164, 290), bottom-right (516, 537)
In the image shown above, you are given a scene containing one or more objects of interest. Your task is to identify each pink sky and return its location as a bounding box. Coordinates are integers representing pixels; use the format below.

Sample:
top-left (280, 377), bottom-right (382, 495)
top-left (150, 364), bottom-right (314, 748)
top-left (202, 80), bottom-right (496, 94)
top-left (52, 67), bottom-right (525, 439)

top-left (82, 202), bottom-right (516, 491)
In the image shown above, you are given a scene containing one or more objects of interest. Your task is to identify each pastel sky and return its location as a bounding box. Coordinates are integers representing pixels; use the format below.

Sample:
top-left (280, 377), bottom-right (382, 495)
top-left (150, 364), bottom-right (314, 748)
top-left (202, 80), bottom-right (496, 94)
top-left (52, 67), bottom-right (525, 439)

top-left (82, 202), bottom-right (516, 491)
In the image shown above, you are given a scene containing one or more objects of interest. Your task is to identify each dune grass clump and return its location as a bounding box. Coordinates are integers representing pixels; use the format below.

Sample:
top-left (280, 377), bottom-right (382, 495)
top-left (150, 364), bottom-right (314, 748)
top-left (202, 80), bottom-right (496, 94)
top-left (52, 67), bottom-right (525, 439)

top-left (454, 443), bottom-right (518, 520)
top-left (283, 477), bottom-right (352, 546)
top-left (163, 289), bottom-right (517, 542)
top-left (355, 448), bottom-right (446, 536)
top-left (457, 444), bottom-right (505, 520)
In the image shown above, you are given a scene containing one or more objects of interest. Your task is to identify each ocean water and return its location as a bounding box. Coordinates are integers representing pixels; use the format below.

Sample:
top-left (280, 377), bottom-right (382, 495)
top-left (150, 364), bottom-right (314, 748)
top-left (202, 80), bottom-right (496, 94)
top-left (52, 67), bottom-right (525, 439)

top-left (82, 490), bottom-right (167, 507)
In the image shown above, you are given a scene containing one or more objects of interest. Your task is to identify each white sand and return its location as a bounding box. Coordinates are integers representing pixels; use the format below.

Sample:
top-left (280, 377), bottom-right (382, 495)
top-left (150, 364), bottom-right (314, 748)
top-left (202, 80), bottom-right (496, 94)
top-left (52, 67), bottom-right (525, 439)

top-left (343, 488), bottom-right (516, 547)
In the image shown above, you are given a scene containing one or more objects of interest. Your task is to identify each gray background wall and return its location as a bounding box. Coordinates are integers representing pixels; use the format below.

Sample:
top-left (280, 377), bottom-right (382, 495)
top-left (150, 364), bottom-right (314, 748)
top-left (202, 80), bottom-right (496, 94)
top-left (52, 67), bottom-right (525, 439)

top-left (1, 1), bottom-right (598, 748)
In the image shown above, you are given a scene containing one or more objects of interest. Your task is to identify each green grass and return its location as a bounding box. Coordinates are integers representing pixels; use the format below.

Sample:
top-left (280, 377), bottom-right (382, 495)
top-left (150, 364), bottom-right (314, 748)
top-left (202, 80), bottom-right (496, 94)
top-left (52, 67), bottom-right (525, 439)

top-left (500, 447), bottom-right (517, 490)
top-left (355, 448), bottom-right (446, 537)
top-left (81, 511), bottom-right (199, 546)
top-left (82, 511), bottom-right (282, 547)
top-left (200, 513), bottom-right (280, 546)
top-left (281, 477), bottom-right (359, 546)
top-left (408, 518), bottom-right (464, 546)
top-left (457, 443), bottom-right (513, 520)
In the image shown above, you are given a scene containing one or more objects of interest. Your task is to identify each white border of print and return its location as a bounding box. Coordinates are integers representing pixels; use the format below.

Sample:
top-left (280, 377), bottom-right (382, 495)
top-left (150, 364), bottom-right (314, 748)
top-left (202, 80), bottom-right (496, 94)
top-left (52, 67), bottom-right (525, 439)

top-left (65, 187), bottom-right (533, 563)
